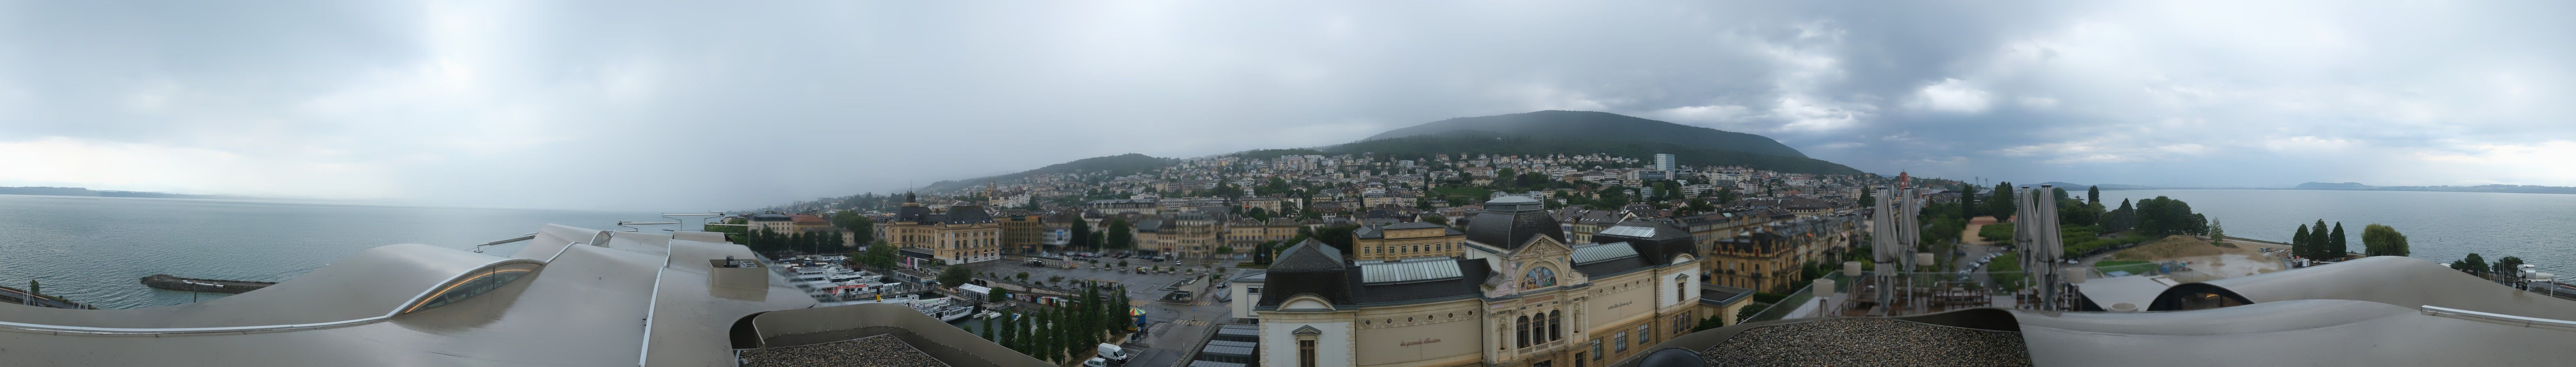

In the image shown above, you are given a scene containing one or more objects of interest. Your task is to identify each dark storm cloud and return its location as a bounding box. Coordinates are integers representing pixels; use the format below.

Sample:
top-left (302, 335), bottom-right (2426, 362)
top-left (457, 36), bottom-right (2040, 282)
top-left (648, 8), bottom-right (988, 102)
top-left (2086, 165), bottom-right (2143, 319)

top-left (1, 1), bottom-right (2570, 209)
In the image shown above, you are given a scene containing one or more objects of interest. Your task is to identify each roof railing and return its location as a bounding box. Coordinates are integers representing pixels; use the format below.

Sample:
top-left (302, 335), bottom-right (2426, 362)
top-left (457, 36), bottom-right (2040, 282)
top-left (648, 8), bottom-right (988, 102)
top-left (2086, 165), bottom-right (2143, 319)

top-left (2420, 305), bottom-right (2576, 329)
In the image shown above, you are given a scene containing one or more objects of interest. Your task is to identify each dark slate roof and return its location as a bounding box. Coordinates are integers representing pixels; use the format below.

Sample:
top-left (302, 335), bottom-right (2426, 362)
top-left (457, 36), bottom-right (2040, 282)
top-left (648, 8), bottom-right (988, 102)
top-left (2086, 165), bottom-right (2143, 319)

top-left (1256, 239), bottom-right (1495, 308)
top-left (1594, 219), bottom-right (1697, 263)
top-left (1700, 283), bottom-right (1754, 306)
top-left (1270, 239), bottom-right (1345, 271)
top-left (1382, 222), bottom-right (1445, 230)
top-left (894, 205), bottom-right (933, 222)
top-left (1466, 196), bottom-right (1563, 249)
top-left (940, 206), bottom-right (993, 223)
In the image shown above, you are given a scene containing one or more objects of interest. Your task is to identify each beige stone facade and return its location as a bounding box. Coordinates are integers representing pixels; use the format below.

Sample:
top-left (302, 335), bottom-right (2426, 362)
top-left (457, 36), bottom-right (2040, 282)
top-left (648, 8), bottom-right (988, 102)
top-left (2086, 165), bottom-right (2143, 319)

top-left (881, 199), bottom-right (1003, 264)
top-left (1352, 223), bottom-right (1465, 261)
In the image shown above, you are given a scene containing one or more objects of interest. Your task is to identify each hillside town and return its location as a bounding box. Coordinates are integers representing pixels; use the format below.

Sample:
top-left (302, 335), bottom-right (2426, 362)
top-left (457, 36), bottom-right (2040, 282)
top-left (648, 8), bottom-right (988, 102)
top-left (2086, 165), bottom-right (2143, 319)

top-left (750, 152), bottom-right (1884, 291)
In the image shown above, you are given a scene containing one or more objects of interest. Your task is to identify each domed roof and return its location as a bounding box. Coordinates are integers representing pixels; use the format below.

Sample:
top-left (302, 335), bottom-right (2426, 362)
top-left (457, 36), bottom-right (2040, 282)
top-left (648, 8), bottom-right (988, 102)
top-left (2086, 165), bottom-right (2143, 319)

top-left (1466, 197), bottom-right (1563, 249)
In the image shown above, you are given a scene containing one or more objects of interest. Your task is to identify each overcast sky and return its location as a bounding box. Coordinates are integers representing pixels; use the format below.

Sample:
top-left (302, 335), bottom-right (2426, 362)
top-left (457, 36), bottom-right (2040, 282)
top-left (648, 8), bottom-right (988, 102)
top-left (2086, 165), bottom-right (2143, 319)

top-left (3, 1), bottom-right (2572, 210)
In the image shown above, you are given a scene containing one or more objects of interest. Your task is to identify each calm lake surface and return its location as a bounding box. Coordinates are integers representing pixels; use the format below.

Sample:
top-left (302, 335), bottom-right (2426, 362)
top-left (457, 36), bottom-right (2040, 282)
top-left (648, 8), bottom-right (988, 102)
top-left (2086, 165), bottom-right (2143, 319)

top-left (2095, 189), bottom-right (2576, 270)
top-left (0, 194), bottom-right (667, 309)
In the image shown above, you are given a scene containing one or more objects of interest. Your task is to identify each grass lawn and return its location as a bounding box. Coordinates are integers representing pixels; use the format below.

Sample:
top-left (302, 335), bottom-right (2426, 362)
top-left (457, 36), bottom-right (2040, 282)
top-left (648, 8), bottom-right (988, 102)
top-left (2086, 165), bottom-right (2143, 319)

top-left (1989, 252), bottom-right (2025, 291)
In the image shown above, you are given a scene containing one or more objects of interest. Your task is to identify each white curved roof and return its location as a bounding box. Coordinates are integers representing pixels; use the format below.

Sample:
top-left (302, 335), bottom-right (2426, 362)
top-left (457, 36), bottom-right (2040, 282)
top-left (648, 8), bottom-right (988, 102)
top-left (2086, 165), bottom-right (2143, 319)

top-left (0, 226), bottom-right (818, 366)
top-left (2188, 255), bottom-right (2576, 319)
top-left (2018, 299), bottom-right (2576, 366)
top-left (0, 243), bottom-right (520, 329)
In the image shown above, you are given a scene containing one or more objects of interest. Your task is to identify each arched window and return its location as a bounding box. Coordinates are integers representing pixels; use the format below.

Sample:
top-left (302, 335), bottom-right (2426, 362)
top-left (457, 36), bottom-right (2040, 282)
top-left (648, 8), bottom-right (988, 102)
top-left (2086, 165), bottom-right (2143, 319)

top-left (1549, 310), bottom-right (1563, 340)
top-left (1516, 315), bottom-right (1531, 348)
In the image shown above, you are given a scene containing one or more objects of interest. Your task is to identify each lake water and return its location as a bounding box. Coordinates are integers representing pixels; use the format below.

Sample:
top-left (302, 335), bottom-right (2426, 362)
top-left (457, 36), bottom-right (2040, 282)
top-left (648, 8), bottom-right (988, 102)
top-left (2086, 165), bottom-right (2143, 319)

top-left (0, 194), bottom-right (667, 309)
top-left (2095, 189), bottom-right (2576, 271)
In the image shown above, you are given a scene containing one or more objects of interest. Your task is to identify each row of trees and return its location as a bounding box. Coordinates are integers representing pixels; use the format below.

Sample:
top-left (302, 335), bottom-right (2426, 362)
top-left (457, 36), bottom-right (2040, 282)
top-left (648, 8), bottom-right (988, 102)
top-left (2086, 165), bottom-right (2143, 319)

top-left (2287, 221), bottom-right (2415, 260)
top-left (982, 283), bottom-right (1133, 364)
top-left (738, 228), bottom-right (846, 256)
top-left (2290, 220), bottom-right (2347, 260)
top-left (2450, 253), bottom-right (2523, 275)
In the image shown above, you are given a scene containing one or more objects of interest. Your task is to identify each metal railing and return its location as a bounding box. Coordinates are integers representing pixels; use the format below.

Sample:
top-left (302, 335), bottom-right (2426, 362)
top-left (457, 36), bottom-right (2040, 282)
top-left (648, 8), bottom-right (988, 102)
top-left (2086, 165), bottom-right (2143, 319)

top-left (2420, 305), bottom-right (2576, 329)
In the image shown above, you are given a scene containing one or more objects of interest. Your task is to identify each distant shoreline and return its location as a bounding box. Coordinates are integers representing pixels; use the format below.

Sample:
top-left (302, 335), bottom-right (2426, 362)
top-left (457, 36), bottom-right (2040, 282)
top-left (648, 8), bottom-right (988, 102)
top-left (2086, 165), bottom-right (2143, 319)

top-left (2094, 187), bottom-right (2576, 195)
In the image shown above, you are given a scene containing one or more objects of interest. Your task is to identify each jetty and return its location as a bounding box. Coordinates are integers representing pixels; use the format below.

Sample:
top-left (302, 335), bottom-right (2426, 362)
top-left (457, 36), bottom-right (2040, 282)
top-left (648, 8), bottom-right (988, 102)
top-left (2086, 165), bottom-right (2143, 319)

top-left (139, 274), bottom-right (276, 294)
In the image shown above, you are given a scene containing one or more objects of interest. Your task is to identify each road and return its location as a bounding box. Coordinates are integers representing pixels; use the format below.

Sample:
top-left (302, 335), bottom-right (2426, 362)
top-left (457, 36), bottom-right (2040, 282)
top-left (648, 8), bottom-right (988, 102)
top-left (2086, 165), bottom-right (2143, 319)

top-left (1954, 216), bottom-right (2004, 287)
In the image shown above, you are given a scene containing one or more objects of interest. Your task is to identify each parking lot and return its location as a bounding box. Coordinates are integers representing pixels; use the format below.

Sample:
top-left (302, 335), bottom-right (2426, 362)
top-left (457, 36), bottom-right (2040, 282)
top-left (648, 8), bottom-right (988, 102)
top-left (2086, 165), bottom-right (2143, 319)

top-left (969, 254), bottom-right (1239, 301)
top-left (965, 254), bottom-right (1242, 367)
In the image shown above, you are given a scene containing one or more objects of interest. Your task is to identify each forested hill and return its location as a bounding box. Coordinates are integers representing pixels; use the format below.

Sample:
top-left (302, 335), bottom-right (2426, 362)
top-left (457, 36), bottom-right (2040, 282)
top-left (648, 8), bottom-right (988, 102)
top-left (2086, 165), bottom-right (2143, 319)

top-left (921, 153), bottom-right (1176, 192)
top-left (910, 110), bottom-right (1863, 195)
top-left (1318, 132), bottom-right (1861, 175)
top-left (1365, 110), bottom-right (1810, 158)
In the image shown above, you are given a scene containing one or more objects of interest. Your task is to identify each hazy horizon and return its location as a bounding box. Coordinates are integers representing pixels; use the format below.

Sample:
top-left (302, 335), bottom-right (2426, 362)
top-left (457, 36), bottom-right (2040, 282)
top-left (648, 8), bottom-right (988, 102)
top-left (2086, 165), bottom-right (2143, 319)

top-left (6, 1), bottom-right (2574, 210)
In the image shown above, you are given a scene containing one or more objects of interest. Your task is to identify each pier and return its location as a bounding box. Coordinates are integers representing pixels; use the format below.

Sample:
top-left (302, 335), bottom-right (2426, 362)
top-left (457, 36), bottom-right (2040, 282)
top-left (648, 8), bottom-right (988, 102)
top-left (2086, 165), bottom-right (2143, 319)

top-left (139, 274), bottom-right (276, 294)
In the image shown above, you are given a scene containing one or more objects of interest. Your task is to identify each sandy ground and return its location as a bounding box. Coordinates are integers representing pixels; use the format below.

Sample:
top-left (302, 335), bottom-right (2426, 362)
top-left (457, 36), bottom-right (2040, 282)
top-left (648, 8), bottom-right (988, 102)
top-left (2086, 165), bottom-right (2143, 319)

top-left (2102, 236), bottom-right (2288, 279)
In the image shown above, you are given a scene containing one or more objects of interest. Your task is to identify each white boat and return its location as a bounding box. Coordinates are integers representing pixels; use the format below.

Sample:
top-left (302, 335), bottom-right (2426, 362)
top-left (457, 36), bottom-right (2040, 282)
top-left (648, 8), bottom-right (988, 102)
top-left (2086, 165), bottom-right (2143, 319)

top-left (911, 296), bottom-right (974, 323)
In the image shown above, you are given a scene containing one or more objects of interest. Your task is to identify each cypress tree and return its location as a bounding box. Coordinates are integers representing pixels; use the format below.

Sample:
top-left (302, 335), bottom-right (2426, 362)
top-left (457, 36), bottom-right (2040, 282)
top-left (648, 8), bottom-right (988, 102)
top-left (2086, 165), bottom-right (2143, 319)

top-left (1958, 184), bottom-right (1979, 218)
top-left (2311, 220), bottom-right (2332, 259)
top-left (1000, 311), bottom-right (1017, 353)
top-left (2293, 224), bottom-right (2311, 259)
top-left (1043, 305), bottom-right (1061, 362)
top-left (2329, 223), bottom-right (2348, 259)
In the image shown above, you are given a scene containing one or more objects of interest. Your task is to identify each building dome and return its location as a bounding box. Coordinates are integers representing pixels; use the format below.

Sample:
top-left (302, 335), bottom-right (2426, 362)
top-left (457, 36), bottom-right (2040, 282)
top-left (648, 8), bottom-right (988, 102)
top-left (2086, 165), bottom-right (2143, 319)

top-left (1466, 196), bottom-right (1562, 249)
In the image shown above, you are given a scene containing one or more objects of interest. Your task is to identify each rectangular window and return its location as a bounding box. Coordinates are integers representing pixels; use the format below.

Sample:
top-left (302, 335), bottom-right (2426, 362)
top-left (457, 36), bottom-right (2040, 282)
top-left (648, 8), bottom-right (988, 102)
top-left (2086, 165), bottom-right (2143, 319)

top-left (1638, 324), bottom-right (1652, 344)
top-left (1592, 341), bottom-right (1603, 359)
top-left (1614, 332), bottom-right (1628, 352)
top-left (1298, 339), bottom-right (1317, 367)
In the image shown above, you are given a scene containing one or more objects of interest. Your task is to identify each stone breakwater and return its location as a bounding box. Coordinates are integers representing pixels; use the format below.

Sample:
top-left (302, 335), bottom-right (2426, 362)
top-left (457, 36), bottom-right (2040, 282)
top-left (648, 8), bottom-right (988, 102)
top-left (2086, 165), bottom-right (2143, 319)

top-left (139, 274), bottom-right (275, 294)
top-left (739, 334), bottom-right (951, 367)
top-left (1701, 318), bottom-right (2031, 367)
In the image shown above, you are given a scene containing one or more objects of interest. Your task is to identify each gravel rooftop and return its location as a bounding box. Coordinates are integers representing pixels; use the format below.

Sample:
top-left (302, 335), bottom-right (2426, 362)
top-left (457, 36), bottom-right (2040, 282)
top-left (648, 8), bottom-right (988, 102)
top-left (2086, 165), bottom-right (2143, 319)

top-left (739, 334), bottom-right (950, 367)
top-left (1701, 318), bottom-right (2030, 367)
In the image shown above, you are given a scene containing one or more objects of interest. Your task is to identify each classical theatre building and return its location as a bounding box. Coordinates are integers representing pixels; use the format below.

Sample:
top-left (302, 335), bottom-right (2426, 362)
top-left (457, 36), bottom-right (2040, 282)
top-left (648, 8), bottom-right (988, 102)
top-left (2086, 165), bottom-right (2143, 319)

top-left (1253, 196), bottom-right (1703, 367)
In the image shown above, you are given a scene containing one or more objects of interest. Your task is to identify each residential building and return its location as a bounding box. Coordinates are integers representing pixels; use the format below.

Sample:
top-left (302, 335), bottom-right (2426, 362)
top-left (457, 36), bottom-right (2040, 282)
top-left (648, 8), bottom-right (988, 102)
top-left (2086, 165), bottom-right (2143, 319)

top-left (788, 214), bottom-right (833, 233)
top-left (1084, 199), bottom-right (1162, 215)
top-left (999, 213), bottom-right (1045, 254)
top-left (748, 213), bottom-right (795, 234)
top-left (1351, 221), bottom-right (1466, 261)
top-left (881, 192), bottom-right (1004, 264)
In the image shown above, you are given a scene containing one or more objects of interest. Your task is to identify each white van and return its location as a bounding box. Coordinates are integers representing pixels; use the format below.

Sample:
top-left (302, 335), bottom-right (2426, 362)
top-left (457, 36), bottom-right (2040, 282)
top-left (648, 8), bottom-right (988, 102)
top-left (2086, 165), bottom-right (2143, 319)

top-left (1097, 343), bottom-right (1130, 362)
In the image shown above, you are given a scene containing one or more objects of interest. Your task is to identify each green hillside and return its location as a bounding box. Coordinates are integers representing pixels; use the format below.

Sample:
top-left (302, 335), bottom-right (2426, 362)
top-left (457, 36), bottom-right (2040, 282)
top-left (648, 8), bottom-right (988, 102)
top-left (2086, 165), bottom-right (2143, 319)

top-left (1320, 132), bottom-right (1861, 175)
top-left (922, 153), bottom-right (1176, 192)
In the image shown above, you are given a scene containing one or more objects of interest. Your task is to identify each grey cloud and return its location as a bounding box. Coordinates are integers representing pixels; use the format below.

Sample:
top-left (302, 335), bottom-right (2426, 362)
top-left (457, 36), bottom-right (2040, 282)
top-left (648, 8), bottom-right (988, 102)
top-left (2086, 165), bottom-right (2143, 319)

top-left (1, 1), bottom-right (2571, 209)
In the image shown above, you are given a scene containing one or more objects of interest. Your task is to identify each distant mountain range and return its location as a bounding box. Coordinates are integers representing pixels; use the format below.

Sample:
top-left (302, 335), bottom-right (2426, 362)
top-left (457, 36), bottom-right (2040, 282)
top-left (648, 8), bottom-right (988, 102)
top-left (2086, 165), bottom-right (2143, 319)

top-left (0, 186), bottom-right (276, 200)
top-left (2034, 182), bottom-right (2189, 190)
top-left (2288, 182), bottom-right (2576, 194)
top-left (1364, 110), bottom-right (1811, 158)
top-left (919, 110), bottom-right (1857, 194)
top-left (2026, 181), bottom-right (2576, 195)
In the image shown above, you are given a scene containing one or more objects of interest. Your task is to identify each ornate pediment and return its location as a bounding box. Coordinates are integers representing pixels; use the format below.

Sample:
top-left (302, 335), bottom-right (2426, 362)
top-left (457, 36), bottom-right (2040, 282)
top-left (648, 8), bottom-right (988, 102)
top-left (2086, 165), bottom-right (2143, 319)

top-left (1506, 235), bottom-right (1572, 260)
top-left (1293, 325), bottom-right (1322, 335)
